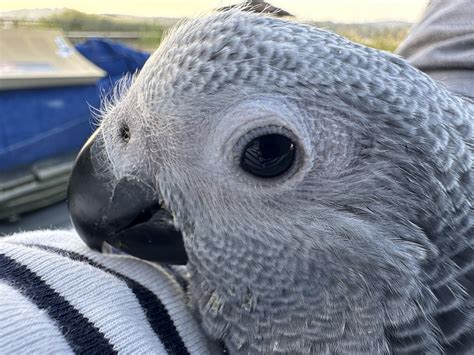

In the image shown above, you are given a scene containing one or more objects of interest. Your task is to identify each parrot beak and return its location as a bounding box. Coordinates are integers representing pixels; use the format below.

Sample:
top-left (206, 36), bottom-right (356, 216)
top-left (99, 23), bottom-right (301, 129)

top-left (67, 130), bottom-right (188, 264)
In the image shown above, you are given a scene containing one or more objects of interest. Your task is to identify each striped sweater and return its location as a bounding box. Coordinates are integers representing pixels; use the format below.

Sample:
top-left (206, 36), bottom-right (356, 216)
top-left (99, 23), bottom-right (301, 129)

top-left (0, 230), bottom-right (219, 354)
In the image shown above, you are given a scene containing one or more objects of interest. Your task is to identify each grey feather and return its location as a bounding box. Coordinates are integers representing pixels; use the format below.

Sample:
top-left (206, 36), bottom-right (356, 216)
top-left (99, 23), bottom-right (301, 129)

top-left (97, 10), bottom-right (473, 354)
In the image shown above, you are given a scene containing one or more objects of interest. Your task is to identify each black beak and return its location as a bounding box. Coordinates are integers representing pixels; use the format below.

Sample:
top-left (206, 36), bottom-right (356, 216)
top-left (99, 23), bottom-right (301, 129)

top-left (67, 130), bottom-right (188, 264)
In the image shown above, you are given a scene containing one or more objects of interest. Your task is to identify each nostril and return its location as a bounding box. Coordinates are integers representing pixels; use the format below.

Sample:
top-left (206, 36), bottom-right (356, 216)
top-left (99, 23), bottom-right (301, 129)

top-left (119, 123), bottom-right (131, 143)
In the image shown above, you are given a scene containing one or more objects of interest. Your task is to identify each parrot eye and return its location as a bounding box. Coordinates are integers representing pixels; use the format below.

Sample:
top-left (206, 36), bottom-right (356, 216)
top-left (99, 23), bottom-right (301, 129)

top-left (240, 134), bottom-right (296, 178)
top-left (119, 123), bottom-right (130, 143)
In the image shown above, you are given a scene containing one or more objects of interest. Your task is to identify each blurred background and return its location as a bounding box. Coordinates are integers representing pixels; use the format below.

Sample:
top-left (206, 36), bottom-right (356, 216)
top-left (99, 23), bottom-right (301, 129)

top-left (0, 0), bottom-right (429, 234)
top-left (2, 0), bottom-right (429, 52)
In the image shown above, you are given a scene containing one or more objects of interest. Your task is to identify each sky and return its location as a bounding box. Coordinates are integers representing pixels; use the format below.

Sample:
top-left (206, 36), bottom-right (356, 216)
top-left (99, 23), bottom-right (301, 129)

top-left (0, 0), bottom-right (429, 23)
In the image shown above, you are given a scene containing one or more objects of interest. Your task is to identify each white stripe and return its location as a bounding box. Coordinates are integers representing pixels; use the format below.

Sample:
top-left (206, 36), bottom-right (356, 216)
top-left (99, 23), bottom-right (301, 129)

top-left (1, 242), bottom-right (168, 354)
top-left (5, 229), bottom-right (216, 354)
top-left (0, 282), bottom-right (74, 354)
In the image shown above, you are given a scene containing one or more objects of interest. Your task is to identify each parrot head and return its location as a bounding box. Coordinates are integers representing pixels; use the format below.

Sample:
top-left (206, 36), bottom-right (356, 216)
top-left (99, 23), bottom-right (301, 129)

top-left (68, 10), bottom-right (472, 353)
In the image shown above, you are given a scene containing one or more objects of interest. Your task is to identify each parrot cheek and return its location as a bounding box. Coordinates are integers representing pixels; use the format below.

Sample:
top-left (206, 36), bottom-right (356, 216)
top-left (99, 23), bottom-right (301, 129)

top-left (67, 129), bottom-right (188, 265)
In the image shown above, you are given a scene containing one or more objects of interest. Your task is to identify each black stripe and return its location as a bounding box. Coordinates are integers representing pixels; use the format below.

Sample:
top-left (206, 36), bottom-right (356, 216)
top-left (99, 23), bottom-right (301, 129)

top-left (0, 253), bottom-right (116, 354)
top-left (27, 244), bottom-right (190, 355)
top-left (161, 264), bottom-right (189, 294)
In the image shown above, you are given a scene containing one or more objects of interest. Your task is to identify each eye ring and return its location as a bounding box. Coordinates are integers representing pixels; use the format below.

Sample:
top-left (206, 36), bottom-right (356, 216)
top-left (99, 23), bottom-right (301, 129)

top-left (119, 123), bottom-right (131, 143)
top-left (239, 129), bottom-right (297, 179)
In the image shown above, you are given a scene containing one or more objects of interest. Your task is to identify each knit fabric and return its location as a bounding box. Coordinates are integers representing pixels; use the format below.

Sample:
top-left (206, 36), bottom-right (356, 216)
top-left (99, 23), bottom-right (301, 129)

top-left (0, 230), bottom-right (216, 354)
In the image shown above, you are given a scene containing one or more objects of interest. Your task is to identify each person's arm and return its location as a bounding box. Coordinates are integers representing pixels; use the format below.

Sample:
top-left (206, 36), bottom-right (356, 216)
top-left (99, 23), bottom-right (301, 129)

top-left (396, 0), bottom-right (474, 99)
top-left (0, 230), bottom-right (217, 354)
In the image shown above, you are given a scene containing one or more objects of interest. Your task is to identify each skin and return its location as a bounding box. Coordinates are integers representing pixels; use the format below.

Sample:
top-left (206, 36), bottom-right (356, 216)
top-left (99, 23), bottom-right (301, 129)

top-left (94, 10), bottom-right (472, 354)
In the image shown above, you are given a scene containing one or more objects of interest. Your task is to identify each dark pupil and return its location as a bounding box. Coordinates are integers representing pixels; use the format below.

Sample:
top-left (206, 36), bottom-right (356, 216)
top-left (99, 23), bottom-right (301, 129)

top-left (119, 123), bottom-right (130, 143)
top-left (240, 134), bottom-right (296, 178)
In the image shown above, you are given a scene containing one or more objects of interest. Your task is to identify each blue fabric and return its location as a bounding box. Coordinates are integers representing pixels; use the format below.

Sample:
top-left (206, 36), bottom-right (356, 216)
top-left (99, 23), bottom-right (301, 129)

top-left (0, 39), bottom-right (150, 171)
top-left (75, 39), bottom-right (150, 77)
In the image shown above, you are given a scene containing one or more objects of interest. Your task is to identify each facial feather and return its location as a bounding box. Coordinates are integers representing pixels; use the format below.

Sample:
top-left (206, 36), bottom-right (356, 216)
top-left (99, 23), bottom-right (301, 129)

top-left (95, 10), bottom-right (472, 354)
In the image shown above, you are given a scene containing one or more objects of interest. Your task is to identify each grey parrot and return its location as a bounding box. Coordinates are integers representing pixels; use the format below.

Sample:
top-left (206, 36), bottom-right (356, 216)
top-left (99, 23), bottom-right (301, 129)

top-left (67, 10), bottom-right (473, 354)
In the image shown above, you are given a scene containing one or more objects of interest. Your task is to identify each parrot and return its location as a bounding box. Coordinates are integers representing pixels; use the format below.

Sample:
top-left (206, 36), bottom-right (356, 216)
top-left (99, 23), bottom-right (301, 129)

top-left (67, 10), bottom-right (473, 354)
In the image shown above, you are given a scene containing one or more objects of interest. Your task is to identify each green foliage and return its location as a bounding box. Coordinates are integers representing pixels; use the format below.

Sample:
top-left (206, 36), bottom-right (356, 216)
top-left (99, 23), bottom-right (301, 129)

top-left (39, 9), bottom-right (162, 32)
top-left (312, 21), bottom-right (410, 52)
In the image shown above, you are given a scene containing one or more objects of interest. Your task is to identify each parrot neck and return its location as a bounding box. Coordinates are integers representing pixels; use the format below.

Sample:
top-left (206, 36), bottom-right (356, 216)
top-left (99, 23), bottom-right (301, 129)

top-left (186, 250), bottom-right (414, 354)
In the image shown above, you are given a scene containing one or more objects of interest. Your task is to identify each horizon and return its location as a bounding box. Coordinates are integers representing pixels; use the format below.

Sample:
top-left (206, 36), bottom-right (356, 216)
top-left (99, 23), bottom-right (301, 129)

top-left (0, 1), bottom-right (429, 23)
